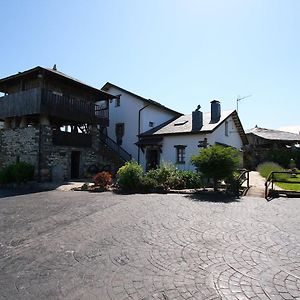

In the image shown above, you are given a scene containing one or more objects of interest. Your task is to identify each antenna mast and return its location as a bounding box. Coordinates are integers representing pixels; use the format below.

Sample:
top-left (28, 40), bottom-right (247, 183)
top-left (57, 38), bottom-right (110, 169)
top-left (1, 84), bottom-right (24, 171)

top-left (236, 94), bottom-right (252, 113)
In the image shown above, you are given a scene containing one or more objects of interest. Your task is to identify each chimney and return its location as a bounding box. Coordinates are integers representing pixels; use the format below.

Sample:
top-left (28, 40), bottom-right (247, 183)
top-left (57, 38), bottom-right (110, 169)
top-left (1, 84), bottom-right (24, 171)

top-left (211, 100), bottom-right (221, 123)
top-left (192, 105), bottom-right (203, 131)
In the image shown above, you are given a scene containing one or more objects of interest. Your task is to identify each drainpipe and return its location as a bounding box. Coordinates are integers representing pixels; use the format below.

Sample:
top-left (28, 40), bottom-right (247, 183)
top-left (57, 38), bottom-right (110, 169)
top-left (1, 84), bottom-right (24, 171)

top-left (138, 104), bottom-right (150, 164)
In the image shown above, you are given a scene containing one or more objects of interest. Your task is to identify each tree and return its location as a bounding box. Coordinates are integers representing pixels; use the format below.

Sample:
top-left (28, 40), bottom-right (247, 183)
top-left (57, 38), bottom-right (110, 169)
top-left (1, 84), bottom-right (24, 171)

top-left (191, 145), bottom-right (240, 191)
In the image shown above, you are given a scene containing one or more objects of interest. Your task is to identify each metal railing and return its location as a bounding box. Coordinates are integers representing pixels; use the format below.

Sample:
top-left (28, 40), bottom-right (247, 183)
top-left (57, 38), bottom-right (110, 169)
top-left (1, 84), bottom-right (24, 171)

top-left (235, 169), bottom-right (250, 196)
top-left (265, 171), bottom-right (300, 199)
top-left (98, 131), bottom-right (132, 163)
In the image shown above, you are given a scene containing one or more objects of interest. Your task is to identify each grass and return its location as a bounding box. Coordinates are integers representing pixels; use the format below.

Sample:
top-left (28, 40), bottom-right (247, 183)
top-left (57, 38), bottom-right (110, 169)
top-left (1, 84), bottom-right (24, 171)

top-left (257, 161), bottom-right (300, 191)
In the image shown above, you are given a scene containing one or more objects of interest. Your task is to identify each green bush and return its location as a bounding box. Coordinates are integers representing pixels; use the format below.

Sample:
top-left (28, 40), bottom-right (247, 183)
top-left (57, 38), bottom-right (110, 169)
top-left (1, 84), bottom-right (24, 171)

top-left (176, 170), bottom-right (202, 189)
top-left (146, 164), bottom-right (202, 190)
top-left (0, 161), bottom-right (34, 184)
top-left (0, 165), bottom-right (14, 184)
top-left (137, 176), bottom-right (158, 193)
top-left (266, 149), bottom-right (300, 169)
top-left (117, 161), bottom-right (144, 192)
top-left (191, 145), bottom-right (240, 191)
top-left (146, 163), bottom-right (177, 186)
top-left (257, 162), bottom-right (284, 179)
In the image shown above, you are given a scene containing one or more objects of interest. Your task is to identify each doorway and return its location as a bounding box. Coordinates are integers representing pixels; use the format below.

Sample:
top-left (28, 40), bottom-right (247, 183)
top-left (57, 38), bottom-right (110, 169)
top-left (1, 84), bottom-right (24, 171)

top-left (146, 148), bottom-right (160, 171)
top-left (71, 151), bottom-right (80, 179)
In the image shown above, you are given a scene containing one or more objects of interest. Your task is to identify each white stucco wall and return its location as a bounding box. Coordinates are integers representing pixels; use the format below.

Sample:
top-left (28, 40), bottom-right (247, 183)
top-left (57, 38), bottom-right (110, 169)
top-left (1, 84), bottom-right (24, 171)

top-left (151, 115), bottom-right (244, 171)
top-left (98, 86), bottom-right (178, 162)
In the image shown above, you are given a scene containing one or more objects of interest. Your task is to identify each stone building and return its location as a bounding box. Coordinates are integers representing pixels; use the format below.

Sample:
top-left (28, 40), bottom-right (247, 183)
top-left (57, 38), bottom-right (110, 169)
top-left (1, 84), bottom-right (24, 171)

top-left (0, 66), bottom-right (129, 181)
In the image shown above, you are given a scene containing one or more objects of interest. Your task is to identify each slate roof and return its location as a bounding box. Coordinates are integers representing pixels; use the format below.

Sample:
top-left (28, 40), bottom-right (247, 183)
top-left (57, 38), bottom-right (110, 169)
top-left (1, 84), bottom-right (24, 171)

top-left (0, 66), bottom-right (116, 100)
top-left (140, 109), bottom-right (248, 145)
top-left (246, 127), bottom-right (300, 142)
top-left (101, 82), bottom-right (182, 116)
top-left (141, 110), bottom-right (233, 135)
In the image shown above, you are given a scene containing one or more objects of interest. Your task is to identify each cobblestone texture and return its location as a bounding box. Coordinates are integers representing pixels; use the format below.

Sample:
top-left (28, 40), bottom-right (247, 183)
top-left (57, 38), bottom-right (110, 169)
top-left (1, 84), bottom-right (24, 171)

top-left (0, 192), bottom-right (299, 299)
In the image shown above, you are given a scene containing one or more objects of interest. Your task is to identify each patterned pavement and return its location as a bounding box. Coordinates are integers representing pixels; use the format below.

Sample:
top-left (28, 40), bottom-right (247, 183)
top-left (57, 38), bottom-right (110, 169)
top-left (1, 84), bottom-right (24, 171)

top-left (0, 191), bottom-right (299, 299)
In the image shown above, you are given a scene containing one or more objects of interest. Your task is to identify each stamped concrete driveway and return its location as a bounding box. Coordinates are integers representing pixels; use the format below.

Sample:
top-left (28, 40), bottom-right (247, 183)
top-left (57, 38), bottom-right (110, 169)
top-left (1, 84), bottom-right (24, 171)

top-left (0, 191), bottom-right (299, 300)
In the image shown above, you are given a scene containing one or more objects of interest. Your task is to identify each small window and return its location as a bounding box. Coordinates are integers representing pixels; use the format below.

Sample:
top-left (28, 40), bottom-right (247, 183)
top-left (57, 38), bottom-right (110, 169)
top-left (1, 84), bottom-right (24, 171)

top-left (115, 97), bottom-right (120, 107)
top-left (149, 121), bottom-right (154, 127)
top-left (174, 145), bottom-right (186, 164)
top-left (225, 121), bottom-right (229, 136)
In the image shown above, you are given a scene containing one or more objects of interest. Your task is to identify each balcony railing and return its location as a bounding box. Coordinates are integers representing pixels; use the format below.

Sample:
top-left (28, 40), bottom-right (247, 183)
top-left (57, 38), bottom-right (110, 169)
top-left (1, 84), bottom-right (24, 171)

top-left (0, 88), bottom-right (109, 125)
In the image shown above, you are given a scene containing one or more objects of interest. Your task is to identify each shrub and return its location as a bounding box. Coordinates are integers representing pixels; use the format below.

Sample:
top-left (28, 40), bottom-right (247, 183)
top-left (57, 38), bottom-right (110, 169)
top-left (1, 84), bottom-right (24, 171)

top-left (93, 171), bottom-right (112, 189)
top-left (0, 161), bottom-right (34, 184)
top-left (146, 164), bottom-right (202, 190)
top-left (146, 163), bottom-right (177, 186)
top-left (0, 165), bottom-right (14, 184)
top-left (117, 161), bottom-right (144, 192)
top-left (191, 145), bottom-right (240, 191)
top-left (137, 176), bottom-right (158, 193)
top-left (257, 162), bottom-right (284, 179)
top-left (12, 161), bottom-right (35, 184)
top-left (176, 170), bottom-right (202, 189)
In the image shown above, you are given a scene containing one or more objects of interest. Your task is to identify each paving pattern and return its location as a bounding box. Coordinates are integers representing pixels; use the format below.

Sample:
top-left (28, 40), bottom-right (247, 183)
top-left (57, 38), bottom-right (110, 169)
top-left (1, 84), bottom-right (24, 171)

top-left (0, 191), bottom-right (300, 299)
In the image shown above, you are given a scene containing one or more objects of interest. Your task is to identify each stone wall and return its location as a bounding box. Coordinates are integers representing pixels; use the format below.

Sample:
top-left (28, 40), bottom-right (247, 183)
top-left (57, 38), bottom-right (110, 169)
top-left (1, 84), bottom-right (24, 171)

top-left (0, 125), bottom-right (113, 182)
top-left (39, 126), bottom-right (108, 182)
top-left (0, 127), bottom-right (39, 171)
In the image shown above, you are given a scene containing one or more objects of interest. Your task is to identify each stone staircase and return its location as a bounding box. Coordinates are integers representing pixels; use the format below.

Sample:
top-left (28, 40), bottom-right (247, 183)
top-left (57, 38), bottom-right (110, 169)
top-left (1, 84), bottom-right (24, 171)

top-left (98, 132), bottom-right (132, 173)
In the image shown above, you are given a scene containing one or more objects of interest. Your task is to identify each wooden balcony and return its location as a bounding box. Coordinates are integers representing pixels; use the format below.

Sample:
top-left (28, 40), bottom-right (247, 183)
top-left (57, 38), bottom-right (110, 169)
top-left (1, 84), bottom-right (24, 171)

top-left (0, 88), bottom-right (109, 125)
top-left (52, 130), bottom-right (92, 147)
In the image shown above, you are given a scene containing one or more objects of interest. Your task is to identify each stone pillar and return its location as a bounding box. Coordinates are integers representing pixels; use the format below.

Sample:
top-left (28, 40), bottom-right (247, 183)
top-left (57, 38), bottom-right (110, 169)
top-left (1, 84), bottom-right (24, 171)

top-left (4, 118), bottom-right (11, 129)
top-left (19, 116), bottom-right (27, 128)
top-left (11, 117), bottom-right (17, 129)
top-left (40, 115), bottom-right (50, 126)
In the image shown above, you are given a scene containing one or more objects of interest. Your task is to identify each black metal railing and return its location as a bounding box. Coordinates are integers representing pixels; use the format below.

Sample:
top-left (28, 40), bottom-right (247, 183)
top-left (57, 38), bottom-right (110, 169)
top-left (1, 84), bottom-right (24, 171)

top-left (231, 169), bottom-right (250, 196)
top-left (265, 171), bottom-right (300, 199)
top-left (98, 131), bottom-right (132, 163)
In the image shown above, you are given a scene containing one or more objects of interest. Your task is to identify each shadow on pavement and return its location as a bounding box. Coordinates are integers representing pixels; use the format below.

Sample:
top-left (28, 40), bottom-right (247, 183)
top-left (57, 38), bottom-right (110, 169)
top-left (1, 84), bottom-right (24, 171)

top-left (0, 182), bottom-right (64, 199)
top-left (185, 191), bottom-right (240, 203)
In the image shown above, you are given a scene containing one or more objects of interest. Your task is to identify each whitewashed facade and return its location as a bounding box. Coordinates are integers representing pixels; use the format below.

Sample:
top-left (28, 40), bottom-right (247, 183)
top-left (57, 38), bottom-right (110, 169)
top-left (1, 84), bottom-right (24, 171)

top-left (100, 83), bottom-right (181, 166)
top-left (156, 114), bottom-right (244, 171)
top-left (100, 83), bottom-right (247, 171)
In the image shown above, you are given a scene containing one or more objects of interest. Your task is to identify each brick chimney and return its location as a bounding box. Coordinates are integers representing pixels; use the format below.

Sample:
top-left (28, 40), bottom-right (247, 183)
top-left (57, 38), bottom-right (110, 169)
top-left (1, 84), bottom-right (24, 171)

top-left (210, 100), bottom-right (221, 123)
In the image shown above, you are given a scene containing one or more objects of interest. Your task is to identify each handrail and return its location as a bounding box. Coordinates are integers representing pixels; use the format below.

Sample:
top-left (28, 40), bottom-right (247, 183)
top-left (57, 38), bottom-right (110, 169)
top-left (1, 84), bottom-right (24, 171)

top-left (265, 171), bottom-right (300, 199)
top-left (236, 169), bottom-right (250, 196)
top-left (98, 131), bottom-right (132, 163)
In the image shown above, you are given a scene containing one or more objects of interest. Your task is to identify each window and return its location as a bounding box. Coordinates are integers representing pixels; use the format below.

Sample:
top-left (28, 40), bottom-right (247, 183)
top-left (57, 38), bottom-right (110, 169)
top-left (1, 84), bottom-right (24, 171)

top-left (115, 97), bottom-right (120, 107)
top-left (174, 145), bottom-right (186, 164)
top-left (149, 121), bottom-right (154, 127)
top-left (225, 120), bottom-right (229, 136)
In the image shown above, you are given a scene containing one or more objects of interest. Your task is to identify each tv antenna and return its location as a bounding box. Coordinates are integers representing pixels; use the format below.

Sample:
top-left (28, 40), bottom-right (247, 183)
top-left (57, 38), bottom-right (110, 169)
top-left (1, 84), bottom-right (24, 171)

top-left (236, 94), bottom-right (252, 113)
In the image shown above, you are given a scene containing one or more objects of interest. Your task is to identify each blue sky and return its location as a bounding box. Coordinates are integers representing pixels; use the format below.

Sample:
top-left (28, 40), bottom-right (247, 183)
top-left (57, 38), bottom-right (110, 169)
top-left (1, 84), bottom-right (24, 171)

top-left (1, 0), bottom-right (299, 130)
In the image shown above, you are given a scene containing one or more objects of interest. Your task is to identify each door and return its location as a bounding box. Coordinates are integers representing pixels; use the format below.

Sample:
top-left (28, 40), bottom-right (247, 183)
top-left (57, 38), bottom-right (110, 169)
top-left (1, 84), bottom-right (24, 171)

top-left (146, 148), bottom-right (159, 171)
top-left (71, 151), bottom-right (80, 179)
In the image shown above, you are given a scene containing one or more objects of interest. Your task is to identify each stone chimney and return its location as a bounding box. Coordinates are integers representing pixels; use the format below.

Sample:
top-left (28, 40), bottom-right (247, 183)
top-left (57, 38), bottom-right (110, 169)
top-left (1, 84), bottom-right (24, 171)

top-left (192, 105), bottom-right (203, 131)
top-left (210, 100), bottom-right (221, 123)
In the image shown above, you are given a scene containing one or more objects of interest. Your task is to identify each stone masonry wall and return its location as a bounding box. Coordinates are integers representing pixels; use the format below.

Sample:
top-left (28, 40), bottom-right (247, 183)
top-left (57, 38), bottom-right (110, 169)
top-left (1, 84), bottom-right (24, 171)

top-left (39, 126), bottom-right (107, 182)
top-left (0, 127), bottom-right (39, 173)
top-left (0, 125), bottom-right (113, 182)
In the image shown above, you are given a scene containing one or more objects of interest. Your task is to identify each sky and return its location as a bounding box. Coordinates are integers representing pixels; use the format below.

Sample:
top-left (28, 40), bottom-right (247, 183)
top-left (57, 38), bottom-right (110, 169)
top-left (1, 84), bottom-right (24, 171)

top-left (1, 0), bottom-right (299, 130)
